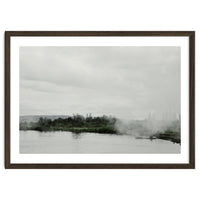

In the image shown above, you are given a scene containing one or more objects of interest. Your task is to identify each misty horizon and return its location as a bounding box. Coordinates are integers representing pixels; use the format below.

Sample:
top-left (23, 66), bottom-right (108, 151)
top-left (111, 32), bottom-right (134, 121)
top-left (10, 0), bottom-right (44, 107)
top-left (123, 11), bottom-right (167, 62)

top-left (20, 111), bottom-right (180, 121)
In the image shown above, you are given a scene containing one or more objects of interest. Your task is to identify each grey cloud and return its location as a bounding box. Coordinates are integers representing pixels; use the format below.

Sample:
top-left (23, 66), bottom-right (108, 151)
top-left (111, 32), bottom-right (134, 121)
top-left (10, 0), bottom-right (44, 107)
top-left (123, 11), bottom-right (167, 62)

top-left (20, 46), bottom-right (180, 119)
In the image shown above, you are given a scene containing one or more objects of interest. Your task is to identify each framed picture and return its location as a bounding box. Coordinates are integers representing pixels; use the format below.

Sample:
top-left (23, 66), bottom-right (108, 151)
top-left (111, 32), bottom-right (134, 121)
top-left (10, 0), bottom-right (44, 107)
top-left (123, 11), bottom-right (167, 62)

top-left (5, 31), bottom-right (195, 169)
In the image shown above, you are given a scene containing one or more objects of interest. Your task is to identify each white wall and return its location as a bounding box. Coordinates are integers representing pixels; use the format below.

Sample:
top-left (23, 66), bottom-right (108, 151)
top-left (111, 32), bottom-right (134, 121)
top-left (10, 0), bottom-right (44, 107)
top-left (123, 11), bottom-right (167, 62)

top-left (0, 0), bottom-right (199, 200)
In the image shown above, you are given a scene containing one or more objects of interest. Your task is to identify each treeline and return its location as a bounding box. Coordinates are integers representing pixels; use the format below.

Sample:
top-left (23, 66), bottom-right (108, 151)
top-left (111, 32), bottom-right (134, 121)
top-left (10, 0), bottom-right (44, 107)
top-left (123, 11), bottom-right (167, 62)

top-left (154, 130), bottom-right (180, 144)
top-left (20, 114), bottom-right (118, 134)
top-left (20, 114), bottom-right (180, 143)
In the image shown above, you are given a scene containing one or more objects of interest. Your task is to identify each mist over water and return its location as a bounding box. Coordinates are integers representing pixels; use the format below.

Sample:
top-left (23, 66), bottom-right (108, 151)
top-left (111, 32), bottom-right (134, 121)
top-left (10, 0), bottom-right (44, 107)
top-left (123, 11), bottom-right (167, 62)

top-left (115, 118), bottom-right (180, 137)
top-left (19, 114), bottom-right (180, 154)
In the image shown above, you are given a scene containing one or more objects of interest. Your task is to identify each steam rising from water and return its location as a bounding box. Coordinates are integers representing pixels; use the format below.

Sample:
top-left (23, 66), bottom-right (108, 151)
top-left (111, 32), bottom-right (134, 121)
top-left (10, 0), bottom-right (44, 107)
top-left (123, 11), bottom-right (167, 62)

top-left (115, 119), bottom-right (180, 137)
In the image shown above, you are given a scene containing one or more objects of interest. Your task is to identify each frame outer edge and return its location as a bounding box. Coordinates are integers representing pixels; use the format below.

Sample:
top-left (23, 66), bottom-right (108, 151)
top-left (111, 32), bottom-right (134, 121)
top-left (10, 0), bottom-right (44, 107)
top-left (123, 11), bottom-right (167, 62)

top-left (3, 31), bottom-right (196, 37)
top-left (5, 31), bottom-right (11, 168)
top-left (189, 31), bottom-right (195, 168)
top-left (4, 31), bottom-right (195, 169)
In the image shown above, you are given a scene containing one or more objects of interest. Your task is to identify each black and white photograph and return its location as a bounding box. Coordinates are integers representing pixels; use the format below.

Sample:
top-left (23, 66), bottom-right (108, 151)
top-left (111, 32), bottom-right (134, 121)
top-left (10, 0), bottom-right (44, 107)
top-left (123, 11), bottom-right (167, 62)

top-left (1, 2), bottom-right (199, 200)
top-left (19, 46), bottom-right (181, 154)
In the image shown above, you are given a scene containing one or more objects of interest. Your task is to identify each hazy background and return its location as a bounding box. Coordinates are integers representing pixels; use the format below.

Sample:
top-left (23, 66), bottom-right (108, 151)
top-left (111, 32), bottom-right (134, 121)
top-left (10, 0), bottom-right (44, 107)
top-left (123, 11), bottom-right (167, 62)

top-left (20, 46), bottom-right (180, 120)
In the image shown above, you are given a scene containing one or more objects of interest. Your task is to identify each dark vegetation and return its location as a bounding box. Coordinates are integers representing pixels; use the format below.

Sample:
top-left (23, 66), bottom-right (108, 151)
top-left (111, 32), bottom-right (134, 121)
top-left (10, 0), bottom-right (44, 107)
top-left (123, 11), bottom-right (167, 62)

top-left (20, 115), bottom-right (118, 134)
top-left (20, 114), bottom-right (180, 143)
top-left (153, 130), bottom-right (180, 144)
top-left (153, 120), bottom-right (181, 144)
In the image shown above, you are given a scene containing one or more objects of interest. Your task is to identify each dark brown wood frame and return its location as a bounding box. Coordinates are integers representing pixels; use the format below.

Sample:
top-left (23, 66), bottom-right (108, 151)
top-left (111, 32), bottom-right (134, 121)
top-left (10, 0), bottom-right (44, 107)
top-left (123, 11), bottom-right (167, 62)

top-left (5, 31), bottom-right (195, 169)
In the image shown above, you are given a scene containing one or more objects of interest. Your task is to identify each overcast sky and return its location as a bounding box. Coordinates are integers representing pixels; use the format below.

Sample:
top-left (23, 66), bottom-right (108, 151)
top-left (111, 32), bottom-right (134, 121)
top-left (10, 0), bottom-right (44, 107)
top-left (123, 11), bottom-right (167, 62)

top-left (20, 46), bottom-right (180, 120)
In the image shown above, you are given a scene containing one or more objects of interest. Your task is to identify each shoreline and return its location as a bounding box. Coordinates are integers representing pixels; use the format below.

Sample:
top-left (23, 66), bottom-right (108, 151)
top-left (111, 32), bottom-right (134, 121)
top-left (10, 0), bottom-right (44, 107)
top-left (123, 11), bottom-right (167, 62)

top-left (20, 128), bottom-right (180, 144)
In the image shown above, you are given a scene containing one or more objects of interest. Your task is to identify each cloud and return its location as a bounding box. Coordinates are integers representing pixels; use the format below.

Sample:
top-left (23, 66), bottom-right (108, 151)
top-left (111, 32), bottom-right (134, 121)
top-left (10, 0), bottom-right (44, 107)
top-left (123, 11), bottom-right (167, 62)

top-left (20, 46), bottom-right (180, 119)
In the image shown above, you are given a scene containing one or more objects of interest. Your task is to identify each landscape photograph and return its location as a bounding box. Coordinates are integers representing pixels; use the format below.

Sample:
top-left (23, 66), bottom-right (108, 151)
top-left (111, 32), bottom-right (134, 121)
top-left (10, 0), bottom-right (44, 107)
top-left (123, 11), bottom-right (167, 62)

top-left (19, 46), bottom-right (181, 154)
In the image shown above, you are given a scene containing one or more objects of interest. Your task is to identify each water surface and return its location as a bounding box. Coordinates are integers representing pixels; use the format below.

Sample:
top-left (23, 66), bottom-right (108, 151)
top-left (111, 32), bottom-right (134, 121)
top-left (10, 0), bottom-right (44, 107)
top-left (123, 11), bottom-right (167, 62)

top-left (20, 131), bottom-right (180, 154)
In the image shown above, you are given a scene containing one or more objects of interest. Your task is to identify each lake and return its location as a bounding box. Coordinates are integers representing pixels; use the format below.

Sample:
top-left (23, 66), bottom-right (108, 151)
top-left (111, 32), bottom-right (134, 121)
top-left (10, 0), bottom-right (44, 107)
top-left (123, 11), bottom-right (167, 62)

top-left (20, 130), bottom-right (180, 154)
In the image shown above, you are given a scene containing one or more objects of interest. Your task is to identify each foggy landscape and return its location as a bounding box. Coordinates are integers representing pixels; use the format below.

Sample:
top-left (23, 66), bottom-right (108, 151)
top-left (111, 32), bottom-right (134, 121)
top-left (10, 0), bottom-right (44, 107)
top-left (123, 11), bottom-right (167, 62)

top-left (20, 46), bottom-right (181, 154)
